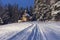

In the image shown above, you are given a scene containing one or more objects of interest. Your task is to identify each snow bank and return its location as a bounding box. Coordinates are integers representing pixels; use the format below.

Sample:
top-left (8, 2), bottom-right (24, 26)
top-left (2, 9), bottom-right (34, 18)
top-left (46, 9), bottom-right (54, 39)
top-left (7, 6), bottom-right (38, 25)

top-left (0, 21), bottom-right (60, 40)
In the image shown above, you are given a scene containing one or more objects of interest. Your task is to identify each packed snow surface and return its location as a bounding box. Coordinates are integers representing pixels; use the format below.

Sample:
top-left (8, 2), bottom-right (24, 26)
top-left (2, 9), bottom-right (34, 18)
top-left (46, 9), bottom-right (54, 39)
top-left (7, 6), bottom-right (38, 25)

top-left (0, 21), bottom-right (60, 40)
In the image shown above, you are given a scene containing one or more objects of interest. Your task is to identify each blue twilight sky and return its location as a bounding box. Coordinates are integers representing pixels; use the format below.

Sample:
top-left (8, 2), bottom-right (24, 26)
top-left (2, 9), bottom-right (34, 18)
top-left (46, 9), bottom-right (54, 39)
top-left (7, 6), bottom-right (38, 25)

top-left (1, 0), bottom-right (34, 8)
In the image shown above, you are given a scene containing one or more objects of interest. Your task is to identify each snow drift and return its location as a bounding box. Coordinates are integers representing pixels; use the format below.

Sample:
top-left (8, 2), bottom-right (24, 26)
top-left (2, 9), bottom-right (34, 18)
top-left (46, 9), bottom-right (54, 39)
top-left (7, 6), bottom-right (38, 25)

top-left (0, 21), bottom-right (60, 40)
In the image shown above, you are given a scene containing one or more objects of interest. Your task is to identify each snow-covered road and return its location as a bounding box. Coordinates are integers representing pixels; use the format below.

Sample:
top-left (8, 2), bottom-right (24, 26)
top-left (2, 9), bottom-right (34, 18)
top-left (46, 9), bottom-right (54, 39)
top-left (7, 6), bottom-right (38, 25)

top-left (0, 21), bottom-right (60, 40)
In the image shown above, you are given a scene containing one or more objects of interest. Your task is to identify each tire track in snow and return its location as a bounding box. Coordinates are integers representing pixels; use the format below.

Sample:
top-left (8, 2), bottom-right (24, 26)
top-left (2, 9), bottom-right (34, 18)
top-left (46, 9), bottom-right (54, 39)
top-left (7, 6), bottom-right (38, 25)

top-left (8, 24), bottom-right (36, 40)
top-left (0, 22), bottom-right (60, 40)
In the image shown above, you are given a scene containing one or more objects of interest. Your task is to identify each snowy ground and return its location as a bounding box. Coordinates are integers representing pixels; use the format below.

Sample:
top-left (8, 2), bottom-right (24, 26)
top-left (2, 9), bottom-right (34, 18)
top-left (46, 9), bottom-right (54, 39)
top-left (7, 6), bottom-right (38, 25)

top-left (0, 21), bottom-right (60, 40)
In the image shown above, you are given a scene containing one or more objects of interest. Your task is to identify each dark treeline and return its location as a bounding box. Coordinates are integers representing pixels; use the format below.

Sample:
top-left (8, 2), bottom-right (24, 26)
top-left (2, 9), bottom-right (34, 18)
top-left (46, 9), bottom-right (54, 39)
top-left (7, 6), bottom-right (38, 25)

top-left (0, 3), bottom-right (35, 25)
top-left (0, 0), bottom-right (60, 25)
